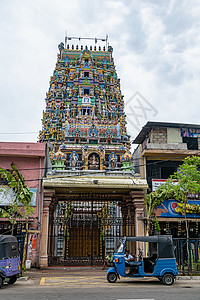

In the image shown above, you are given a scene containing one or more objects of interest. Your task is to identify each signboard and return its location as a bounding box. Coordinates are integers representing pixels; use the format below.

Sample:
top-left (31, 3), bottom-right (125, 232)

top-left (0, 188), bottom-right (37, 206)
top-left (152, 179), bottom-right (199, 199)
top-left (152, 179), bottom-right (167, 192)
top-left (154, 199), bottom-right (200, 218)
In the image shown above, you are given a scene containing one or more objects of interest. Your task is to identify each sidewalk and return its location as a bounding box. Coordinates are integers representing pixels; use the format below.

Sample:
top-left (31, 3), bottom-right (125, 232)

top-left (18, 267), bottom-right (110, 287)
top-left (23, 266), bottom-right (104, 278)
top-left (19, 267), bottom-right (200, 286)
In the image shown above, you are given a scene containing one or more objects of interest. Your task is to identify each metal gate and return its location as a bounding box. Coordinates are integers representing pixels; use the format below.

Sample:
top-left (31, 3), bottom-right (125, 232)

top-left (48, 193), bottom-right (135, 265)
top-left (173, 238), bottom-right (200, 275)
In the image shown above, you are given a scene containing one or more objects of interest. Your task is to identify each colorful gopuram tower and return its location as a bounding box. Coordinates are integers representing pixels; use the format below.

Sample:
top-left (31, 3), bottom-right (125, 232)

top-left (39, 40), bottom-right (133, 171)
top-left (38, 39), bottom-right (148, 268)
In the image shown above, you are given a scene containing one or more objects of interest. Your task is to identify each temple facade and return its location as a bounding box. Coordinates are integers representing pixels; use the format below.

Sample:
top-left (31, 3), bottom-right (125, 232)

top-left (39, 41), bottom-right (132, 171)
top-left (39, 40), bottom-right (147, 267)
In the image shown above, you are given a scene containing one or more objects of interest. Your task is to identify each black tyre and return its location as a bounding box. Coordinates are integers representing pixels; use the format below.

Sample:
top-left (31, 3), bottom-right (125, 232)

top-left (107, 272), bottom-right (117, 283)
top-left (8, 275), bottom-right (17, 285)
top-left (162, 273), bottom-right (174, 286)
top-left (0, 276), bottom-right (3, 289)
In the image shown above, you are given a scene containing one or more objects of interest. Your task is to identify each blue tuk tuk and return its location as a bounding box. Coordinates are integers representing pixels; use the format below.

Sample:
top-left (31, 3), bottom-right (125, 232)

top-left (107, 235), bottom-right (178, 285)
top-left (0, 235), bottom-right (21, 288)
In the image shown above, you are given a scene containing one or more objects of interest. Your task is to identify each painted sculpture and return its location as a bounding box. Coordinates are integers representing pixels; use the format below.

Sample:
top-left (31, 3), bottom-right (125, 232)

top-left (69, 151), bottom-right (79, 170)
top-left (52, 147), bottom-right (66, 170)
top-left (108, 152), bottom-right (118, 170)
top-left (121, 148), bottom-right (134, 172)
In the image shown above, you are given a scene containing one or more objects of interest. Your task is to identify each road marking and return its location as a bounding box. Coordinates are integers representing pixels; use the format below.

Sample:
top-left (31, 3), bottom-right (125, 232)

top-left (40, 278), bottom-right (46, 285)
top-left (40, 276), bottom-right (108, 286)
top-left (40, 276), bottom-right (158, 288)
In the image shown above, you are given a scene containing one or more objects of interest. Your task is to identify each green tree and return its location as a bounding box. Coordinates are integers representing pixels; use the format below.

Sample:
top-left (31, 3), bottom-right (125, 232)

top-left (0, 163), bottom-right (34, 266)
top-left (145, 156), bottom-right (200, 269)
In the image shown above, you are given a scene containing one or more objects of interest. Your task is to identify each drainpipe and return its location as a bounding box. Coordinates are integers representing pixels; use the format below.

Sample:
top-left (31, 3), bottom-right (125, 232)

top-left (39, 157), bottom-right (42, 225)
top-left (36, 156), bottom-right (42, 268)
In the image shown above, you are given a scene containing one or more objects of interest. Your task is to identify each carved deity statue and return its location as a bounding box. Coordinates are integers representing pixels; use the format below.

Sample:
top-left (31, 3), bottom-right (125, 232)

top-left (89, 154), bottom-right (99, 170)
top-left (71, 152), bottom-right (78, 168)
top-left (69, 151), bottom-right (79, 170)
top-left (110, 153), bottom-right (117, 169)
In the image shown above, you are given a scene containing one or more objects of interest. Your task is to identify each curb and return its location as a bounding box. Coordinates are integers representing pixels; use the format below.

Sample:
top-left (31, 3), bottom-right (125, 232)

top-left (177, 276), bottom-right (200, 281)
top-left (17, 273), bottom-right (200, 283)
top-left (18, 276), bottom-right (29, 281)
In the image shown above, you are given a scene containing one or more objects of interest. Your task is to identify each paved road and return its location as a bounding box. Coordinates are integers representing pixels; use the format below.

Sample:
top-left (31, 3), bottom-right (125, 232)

top-left (1, 282), bottom-right (200, 300)
top-left (0, 268), bottom-right (200, 300)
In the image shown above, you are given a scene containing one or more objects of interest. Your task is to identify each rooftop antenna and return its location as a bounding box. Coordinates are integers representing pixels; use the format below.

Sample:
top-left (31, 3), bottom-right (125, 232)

top-left (64, 34), bottom-right (109, 49)
top-left (106, 34), bottom-right (108, 49)
top-left (65, 30), bottom-right (67, 48)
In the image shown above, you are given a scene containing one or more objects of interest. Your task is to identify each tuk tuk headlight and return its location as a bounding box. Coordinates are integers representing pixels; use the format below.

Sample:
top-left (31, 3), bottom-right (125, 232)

top-left (115, 258), bottom-right (119, 263)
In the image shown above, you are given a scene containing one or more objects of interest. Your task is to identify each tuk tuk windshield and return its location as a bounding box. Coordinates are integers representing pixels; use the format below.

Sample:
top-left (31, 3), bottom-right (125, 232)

top-left (115, 241), bottom-right (124, 253)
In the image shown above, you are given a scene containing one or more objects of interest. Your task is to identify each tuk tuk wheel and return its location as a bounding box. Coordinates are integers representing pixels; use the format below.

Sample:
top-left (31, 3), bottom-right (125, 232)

top-left (8, 275), bottom-right (17, 285)
top-left (162, 273), bottom-right (174, 286)
top-left (0, 276), bottom-right (3, 289)
top-left (107, 272), bottom-right (117, 283)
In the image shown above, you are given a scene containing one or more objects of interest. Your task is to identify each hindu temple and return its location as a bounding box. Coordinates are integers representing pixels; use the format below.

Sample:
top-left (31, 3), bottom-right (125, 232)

top-left (39, 37), bottom-right (147, 267)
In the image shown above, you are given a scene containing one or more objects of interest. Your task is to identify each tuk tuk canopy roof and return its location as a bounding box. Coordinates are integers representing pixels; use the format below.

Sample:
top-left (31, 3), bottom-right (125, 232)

top-left (124, 235), bottom-right (175, 259)
top-left (0, 235), bottom-right (19, 259)
top-left (124, 235), bottom-right (173, 244)
top-left (0, 235), bottom-right (18, 244)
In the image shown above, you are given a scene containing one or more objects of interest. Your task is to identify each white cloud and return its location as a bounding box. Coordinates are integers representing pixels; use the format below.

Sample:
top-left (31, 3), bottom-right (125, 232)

top-left (0, 0), bottom-right (200, 144)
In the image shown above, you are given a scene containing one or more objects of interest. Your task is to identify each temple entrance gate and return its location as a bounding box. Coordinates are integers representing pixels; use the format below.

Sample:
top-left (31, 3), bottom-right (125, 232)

top-left (48, 192), bottom-right (135, 266)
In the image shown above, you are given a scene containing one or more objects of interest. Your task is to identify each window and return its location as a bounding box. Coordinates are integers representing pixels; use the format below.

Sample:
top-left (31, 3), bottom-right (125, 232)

top-left (82, 108), bottom-right (91, 115)
top-left (100, 139), bottom-right (106, 143)
top-left (80, 138), bottom-right (86, 143)
top-left (183, 137), bottom-right (198, 150)
top-left (84, 72), bottom-right (89, 77)
top-left (89, 140), bottom-right (98, 144)
top-left (84, 88), bottom-right (89, 95)
top-left (161, 166), bottom-right (176, 179)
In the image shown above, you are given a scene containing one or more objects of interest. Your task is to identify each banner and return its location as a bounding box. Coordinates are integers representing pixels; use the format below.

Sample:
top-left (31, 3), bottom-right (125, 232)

top-left (181, 128), bottom-right (200, 138)
top-left (0, 188), bottom-right (37, 206)
top-left (154, 199), bottom-right (200, 218)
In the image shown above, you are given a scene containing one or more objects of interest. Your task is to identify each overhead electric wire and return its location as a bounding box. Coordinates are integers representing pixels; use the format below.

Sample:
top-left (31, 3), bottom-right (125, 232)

top-left (1, 148), bottom-right (200, 174)
top-left (0, 132), bottom-right (38, 135)
top-left (1, 137), bottom-right (200, 184)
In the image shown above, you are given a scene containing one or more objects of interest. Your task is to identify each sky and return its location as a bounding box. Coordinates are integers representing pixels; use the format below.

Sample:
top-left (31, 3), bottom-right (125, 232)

top-left (0, 0), bottom-right (200, 145)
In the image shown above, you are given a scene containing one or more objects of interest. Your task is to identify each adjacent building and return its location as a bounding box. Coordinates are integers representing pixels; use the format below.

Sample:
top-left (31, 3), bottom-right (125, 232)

top-left (133, 121), bottom-right (200, 237)
top-left (0, 142), bottom-right (46, 265)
